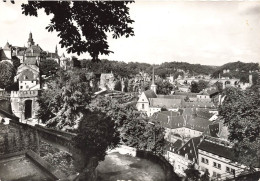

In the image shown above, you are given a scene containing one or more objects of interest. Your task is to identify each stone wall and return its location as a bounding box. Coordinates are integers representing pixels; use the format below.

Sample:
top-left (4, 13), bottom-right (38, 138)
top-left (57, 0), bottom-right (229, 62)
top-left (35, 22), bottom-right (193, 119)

top-left (0, 122), bottom-right (39, 155)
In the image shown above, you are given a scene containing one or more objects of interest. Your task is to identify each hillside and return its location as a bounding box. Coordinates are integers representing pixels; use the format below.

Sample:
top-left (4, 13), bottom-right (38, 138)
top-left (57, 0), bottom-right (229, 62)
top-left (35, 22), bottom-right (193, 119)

top-left (211, 61), bottom-right (259, 83)
top-left (80, 59), bottom-right (217, 78)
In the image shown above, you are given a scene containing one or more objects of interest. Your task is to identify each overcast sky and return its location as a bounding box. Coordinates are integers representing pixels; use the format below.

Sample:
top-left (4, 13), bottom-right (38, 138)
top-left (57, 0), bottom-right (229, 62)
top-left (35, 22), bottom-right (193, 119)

top-left (0, 1), bottom-right (260, 66)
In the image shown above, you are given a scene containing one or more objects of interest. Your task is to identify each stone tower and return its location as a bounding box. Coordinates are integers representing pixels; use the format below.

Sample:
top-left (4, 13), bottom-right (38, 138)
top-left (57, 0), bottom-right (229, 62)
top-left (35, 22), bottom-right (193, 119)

top-left (27, 32), bottom-right (35, 47)
top-left (150, 67), bottom-right (157, 94)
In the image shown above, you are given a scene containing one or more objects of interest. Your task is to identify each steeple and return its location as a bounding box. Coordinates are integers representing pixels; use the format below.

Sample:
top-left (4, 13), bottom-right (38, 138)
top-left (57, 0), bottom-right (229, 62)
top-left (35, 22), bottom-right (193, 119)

top-left (55, 45), bottom-right (58, 54)
top-left (150, 66), bottom-right (157, 94)
top-left (27, 32), bottom-right (35, 47)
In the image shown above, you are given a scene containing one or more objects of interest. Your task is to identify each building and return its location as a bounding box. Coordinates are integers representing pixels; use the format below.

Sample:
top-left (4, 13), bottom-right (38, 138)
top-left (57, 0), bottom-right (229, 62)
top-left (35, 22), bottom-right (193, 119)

top-left (167, 136), bottom-right (202, 176)
top-left (8, 33), bottom-right (42, 122)
top-left (198, 136), bottom-right (246, 180)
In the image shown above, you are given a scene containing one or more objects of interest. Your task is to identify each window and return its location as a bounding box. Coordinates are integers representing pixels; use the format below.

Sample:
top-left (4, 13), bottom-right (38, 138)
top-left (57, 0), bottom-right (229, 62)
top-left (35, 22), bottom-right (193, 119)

top-left (142, 104), bottom-right (144, 109)
top-left (231, 169), bottom-right (235, 175)
top-left (20, 86), bottom-right (23, 89)
top-left (32, 81), bottom-right (34, 83)
top-left (205, 159), bottom-right (209, 164)
top-left (226, 167), bottom-right (230, 173)
top-left (218, 164), bottom-right (221, 169)
top-left (201, 157), bottom-right (205, 163)
top-left (213, 162), bottom-right (217, 167)
top-left (142, 99), bottom-right (144, 101)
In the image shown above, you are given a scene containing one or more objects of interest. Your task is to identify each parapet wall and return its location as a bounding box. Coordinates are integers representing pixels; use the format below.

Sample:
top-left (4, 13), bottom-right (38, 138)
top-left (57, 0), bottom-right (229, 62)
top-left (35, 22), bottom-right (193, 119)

top-left (11, 90), bottom-right (39, 98)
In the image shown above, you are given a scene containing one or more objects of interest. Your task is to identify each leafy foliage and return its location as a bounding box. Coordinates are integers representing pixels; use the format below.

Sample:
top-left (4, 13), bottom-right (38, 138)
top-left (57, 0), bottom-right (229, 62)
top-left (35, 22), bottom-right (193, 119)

top-left (0, 61), bottom-right (15, 89)
top-left (184, 163), bottom-right (200, 181)
top-left (190, 80), bottom-right (209, 93)
top-left (200, 170), bottom-right (210, 181)
top-left (122, 118), bottom-right (166, 155)
top-left (37, 69), bottom-right (93, 130)
top-left (21, 1), bottom-right (134, 60)
top-left (72, 110), bottom-right (120, 161)
top-left (211, 61), bottom-right (259, 83)
top-left (156, 80), bottom-right (174, 95)
top-left (219, 87), bottom-right (260, 167)
top-left (39, 58), bottom-right (60, 77)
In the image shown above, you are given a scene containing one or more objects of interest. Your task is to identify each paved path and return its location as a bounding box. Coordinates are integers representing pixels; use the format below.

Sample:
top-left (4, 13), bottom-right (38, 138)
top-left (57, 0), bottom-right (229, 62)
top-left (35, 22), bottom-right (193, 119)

top-left (97, 151), bottom-right (166, 181)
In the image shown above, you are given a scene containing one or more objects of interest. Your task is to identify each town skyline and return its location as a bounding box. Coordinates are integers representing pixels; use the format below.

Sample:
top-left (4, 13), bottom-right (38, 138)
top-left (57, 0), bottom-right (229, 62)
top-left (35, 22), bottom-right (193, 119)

top-left (0, 1), bottom-right (260, 66)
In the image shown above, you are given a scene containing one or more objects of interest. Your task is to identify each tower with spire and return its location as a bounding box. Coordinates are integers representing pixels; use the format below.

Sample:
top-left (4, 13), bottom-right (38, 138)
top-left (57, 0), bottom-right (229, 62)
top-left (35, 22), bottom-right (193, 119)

top-left (150, 66), bottom-right (157, 94)
top-left (55, 45), bottom-right (58, 54)
top-left (27, 32), bottom-right (35, 47)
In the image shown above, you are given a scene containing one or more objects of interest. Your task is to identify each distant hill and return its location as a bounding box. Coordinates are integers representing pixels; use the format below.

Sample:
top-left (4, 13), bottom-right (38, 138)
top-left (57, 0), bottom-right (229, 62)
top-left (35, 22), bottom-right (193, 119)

top-left (211, 61), bottom-right (259, 83)
top-left (79, 59), bottom-right (259, 83)
top-left (80, 59), bottom-right (217, 78)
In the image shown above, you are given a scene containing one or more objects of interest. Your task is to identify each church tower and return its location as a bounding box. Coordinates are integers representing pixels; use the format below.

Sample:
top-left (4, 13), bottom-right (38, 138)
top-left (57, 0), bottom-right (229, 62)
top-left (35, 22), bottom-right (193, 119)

top-left (150, 66), bottom-right (157, 94)
top-left (27, 32), bottom-right (35, 47)
top-left (55, 45), bottom-right (58, 54)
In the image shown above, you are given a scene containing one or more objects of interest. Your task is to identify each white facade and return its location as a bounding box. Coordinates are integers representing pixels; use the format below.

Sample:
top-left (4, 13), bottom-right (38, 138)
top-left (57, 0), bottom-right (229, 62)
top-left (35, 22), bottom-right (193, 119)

top-left (198, 149), bottom-right (245, 180)
top-left (136, 92), bottom-right (150, 114)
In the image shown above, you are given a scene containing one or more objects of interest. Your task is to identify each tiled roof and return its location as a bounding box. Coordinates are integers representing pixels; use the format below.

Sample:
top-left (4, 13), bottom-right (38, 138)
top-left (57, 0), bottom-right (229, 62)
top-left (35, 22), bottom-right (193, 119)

top-left (186, 116), bottom-right (212, 132)
top-left (150, 98), bottom-right (182, 108)
top-left (198, 139), bottom-right (235, 160)
top-left (24, 57), bottom-right (37, 65)
top-left (25, 45), bottom-right (42, 54)
top-left (174, 92), bottom-right (200, 98)
top-left (183, 101), bottom-right (216, 108)
top-left (157, 95), bottom-right (185, 99)
top-left (177, 136), bottom-right (202, 162)
top-left (152, 110), bottom-right (214, 132)
top-left (144, 90), bottom-right (157, 99)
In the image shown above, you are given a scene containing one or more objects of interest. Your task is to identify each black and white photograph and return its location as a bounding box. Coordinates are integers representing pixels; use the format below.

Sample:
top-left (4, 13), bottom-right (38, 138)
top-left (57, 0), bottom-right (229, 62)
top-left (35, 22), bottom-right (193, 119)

top-left (0, 0), bottom-right (260, 181)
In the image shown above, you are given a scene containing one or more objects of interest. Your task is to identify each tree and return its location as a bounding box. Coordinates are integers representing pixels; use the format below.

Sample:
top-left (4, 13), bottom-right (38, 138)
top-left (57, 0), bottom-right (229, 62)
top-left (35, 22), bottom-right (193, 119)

top-left (184, 163), bottom-right (200, 181)
top-left (12, 56), bottom-right (21, 70)
top-left (73, 110), bottom-right (120, 162)
top-left (197, 80), bottom-right (209, 92)
top-left (214, 81), bottom-right (223, 92)
top-left (39, 58), bottom-right (60, 77)
top-left (0, 61), bottom-right (15, 89)
top-left (219, 87), bottom-right (260, 168)
top-left (156, 80), bottom-right (174, 95)
top-left (200, 170), bottom-right (210, 181)
top-left (21, 1), bottom-right (134, 61)
top-left (37, 69), bottom-right (93, 130)
top-left (190, 81), bottom-right (199, 93)
top-left (122, 117), bottom-right (166, 155)
top-left (114, 80), bottom-right (122, 91)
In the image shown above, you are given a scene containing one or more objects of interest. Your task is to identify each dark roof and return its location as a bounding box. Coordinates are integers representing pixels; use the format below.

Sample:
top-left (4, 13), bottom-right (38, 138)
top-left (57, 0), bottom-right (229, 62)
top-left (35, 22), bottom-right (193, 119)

top-left (165, 140), bottom-right (183, 152)
top-left (177, 136), bottom-right (202, 162)
top-left (198, 138), bottom-right (235, 160)
top-left (203, 123), bottom-right (219, 138)
top-left (144, 90), bottom-right (157, 99)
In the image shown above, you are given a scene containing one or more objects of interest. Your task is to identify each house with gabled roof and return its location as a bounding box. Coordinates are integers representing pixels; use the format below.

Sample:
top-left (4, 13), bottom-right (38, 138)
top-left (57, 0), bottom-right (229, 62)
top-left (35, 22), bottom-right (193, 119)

top-left (198, 136), bottom-right (247, 180)
top-left (167, 136), bottom-right (202, 176)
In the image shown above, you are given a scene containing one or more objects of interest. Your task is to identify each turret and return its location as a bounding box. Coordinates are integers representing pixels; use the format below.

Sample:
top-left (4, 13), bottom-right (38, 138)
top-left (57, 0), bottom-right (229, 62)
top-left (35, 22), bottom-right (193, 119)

top-left (27, 32), bottom-right (35, 47)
